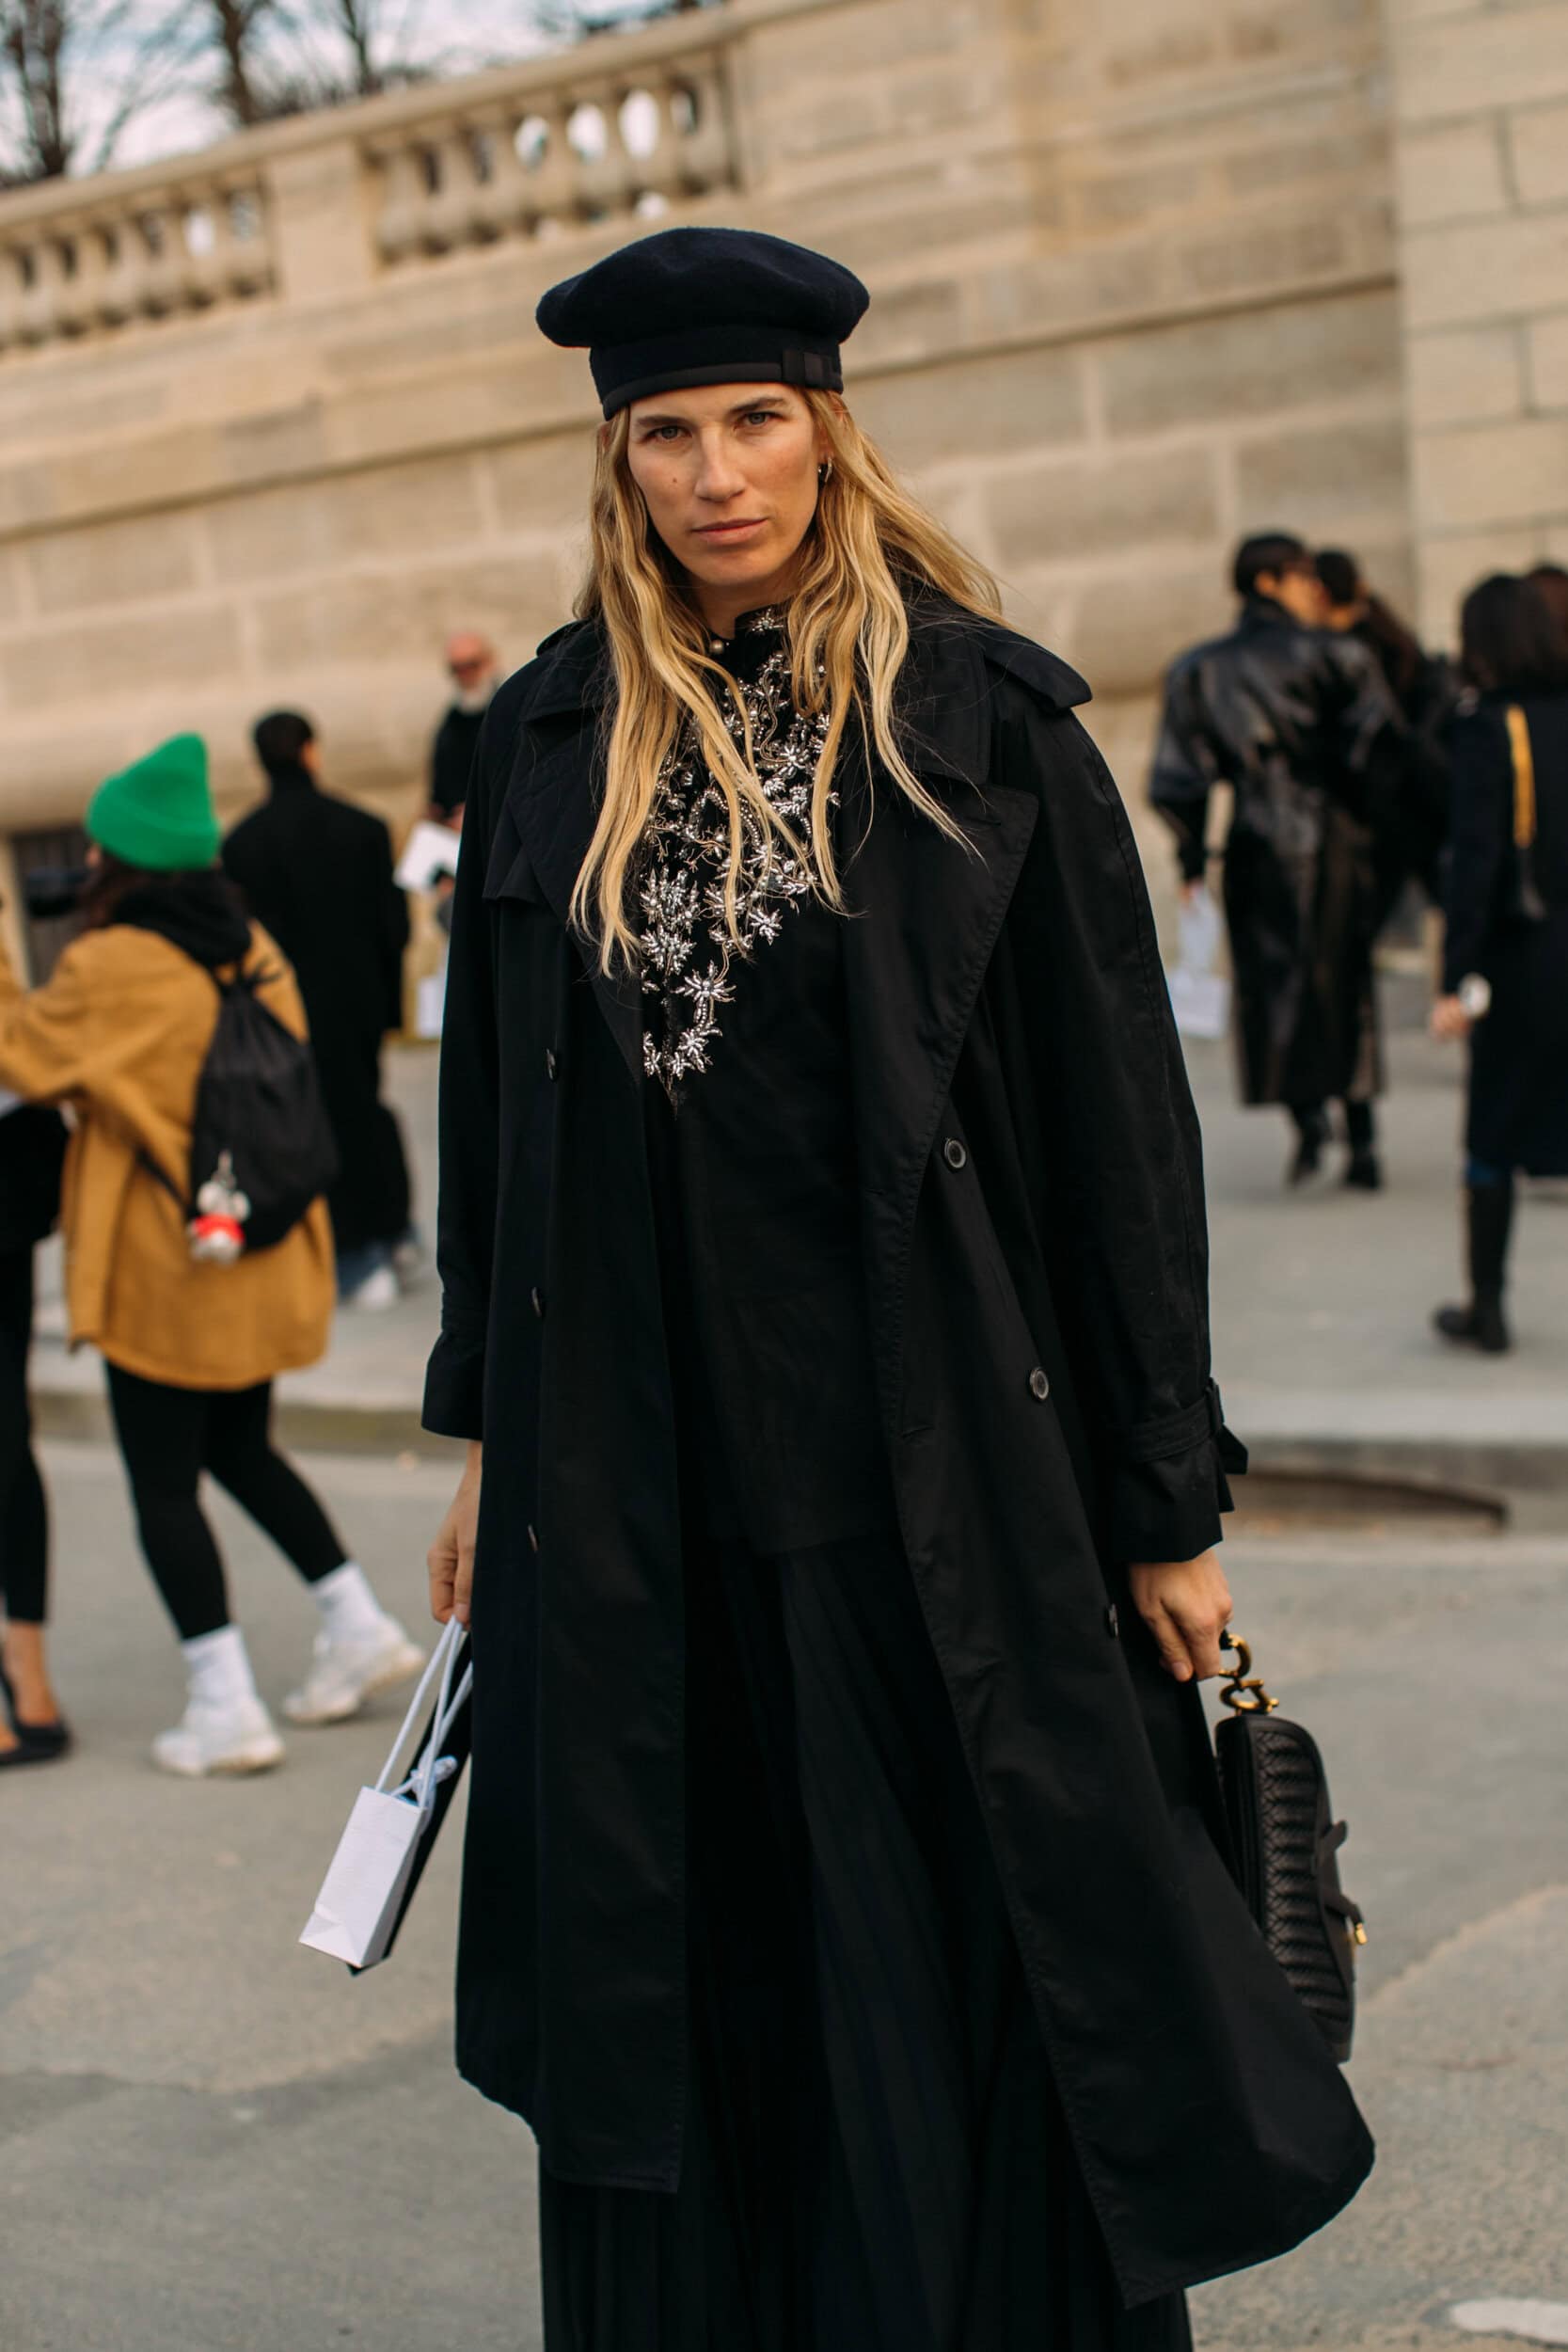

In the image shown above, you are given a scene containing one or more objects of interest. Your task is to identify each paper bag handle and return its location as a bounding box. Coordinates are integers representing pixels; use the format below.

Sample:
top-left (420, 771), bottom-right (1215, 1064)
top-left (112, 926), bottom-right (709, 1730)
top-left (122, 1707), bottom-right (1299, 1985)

top-left (374, 1618), bottom-right (472, 1808)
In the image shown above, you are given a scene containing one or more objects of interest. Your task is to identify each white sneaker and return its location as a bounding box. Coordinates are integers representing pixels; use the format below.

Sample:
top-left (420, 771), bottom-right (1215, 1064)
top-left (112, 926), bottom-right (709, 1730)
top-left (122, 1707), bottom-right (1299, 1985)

top-left (282, 1618), bottom-right (425, 1725)
top-left (342, 1263), bottom-right (400, 1311)
top-left (152, 1693), bottom-right (285, 1778)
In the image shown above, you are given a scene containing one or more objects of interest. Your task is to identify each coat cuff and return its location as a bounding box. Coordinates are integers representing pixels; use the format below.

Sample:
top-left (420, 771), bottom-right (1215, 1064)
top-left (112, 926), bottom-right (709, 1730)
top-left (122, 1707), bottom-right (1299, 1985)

top-left (1108, 1381), bottom-right (1248, 1564)
top-left (422, 1315), bottom-right (487, 1442)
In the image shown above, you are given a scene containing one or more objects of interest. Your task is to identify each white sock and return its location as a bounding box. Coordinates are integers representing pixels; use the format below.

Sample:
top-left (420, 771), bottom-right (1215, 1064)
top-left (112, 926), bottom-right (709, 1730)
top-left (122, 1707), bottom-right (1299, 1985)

top-left (310, 1562), bottom-right (390, 1645)
top-left (182, 1626), bottom-right (261, 1710)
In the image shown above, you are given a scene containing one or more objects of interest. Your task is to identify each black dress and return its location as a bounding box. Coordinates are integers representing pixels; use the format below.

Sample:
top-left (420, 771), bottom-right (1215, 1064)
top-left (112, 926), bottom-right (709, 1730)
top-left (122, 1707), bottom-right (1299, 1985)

top-left (1445, 691), bottom-right (1568, 1176)
top-left (537, 613), bottom-right (1193, 2352)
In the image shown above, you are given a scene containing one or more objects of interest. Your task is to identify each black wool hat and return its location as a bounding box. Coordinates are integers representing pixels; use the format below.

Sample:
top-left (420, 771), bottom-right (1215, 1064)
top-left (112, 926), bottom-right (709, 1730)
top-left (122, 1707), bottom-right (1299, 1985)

top-left (536, 227), bottom-right (870, 419)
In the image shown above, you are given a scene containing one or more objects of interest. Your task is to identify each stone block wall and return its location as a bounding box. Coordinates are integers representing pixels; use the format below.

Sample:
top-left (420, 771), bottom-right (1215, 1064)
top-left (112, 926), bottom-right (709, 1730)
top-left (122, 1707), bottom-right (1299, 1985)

top-left (0, 0), bottom-right (1411, 935)
top-left (1387, 0), bottom-right (1568, 645)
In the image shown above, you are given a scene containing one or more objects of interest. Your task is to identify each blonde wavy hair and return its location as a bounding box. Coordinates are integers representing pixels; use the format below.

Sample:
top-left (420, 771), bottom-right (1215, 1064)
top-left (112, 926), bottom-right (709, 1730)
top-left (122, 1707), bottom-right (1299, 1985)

top-left (569, 389), bottom-right (1002, 974)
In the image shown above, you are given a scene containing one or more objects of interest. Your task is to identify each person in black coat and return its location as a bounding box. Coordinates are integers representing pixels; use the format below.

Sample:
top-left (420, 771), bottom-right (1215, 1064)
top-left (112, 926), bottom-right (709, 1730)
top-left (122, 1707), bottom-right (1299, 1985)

top-left (429, 631), bottom-right (499, 818)
top-left (1431, 574), bottom-right (1568, 1352)
top-left (0, 1094), bottom-right (71, 1766)
top-left (1315, 547), bottom-right (1459, 930)
top-left (421, 230), bottom-right (1371, 2352)
top-left (223, 712), bottom-right (412, 1303)
top-left (1150, 532), bottom-right (1404, 1188)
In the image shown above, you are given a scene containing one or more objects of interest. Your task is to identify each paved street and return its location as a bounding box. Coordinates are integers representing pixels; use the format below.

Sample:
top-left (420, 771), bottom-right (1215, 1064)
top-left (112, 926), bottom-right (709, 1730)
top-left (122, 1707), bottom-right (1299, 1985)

top-left (31, 981), bottom-right (1568, 1497)
top-left (10, 971), bottom-right (1568, 2352)
top-left (5, 1438), bottom-right (1566, 2351)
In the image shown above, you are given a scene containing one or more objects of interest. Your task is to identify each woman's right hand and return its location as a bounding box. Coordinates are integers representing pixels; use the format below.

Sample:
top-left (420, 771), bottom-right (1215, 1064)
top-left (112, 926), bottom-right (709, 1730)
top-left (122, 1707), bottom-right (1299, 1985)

top-left (429, 1440), bottom-right (483, 1628)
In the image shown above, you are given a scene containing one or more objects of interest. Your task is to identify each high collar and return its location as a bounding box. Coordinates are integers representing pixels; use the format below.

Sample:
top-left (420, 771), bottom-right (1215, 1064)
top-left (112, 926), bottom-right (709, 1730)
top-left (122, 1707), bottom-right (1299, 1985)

top-left (1240, 594), bottom-right (1296, 631)
top-left (265, 761), bottom-right (318, 795)
top-left (113, 870), bottom-right (253, 970)
top-left (515, 597), bottom-right (1084, 794)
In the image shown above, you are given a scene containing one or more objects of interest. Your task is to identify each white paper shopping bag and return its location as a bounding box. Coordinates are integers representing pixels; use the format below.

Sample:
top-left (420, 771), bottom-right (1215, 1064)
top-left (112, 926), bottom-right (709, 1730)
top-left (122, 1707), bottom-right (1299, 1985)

top-left (1167, 891), bottom-right (1231, 1041)
top-left (299, 1619), bottom-right (471, 1971)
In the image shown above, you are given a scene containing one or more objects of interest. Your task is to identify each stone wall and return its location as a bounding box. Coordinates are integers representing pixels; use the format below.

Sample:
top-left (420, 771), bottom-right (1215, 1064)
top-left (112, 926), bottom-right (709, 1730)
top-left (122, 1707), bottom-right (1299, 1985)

top-left (1386, 0), bottom-right (1568, 648)
top-left (0, 0), bottom-right (1410, 918)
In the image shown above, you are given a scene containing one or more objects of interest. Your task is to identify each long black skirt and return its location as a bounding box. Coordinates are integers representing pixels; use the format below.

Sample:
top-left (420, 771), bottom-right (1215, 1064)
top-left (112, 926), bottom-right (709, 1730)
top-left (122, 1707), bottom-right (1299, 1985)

top-left (539, 1529), bottom-right (1193, 2352)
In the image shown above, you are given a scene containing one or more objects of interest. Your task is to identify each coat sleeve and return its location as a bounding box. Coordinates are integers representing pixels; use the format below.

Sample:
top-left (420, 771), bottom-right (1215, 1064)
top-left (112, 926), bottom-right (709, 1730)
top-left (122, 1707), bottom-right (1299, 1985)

top-left (1148, 661), bottom-right (1218, 885)
top-left (1442, 706), bottom-right (1513, 993)
top-left (420, 701), bottom-right (507, 1441)
top-left (0, 928), bottom-right (149, 1106)
top-left (999, 693), bottom-right (1245, 1563)
top-left (374, 818), bottom-right (412, 1035)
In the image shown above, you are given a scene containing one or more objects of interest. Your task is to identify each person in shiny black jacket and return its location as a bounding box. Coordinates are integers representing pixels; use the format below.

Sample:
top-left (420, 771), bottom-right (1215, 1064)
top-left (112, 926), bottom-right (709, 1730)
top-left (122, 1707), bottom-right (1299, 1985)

top-left (1150, 532), bottom-right (1404, 1188)
top-left (0, 1091), bottom-right (71, 1766)
top-left (1431, 574), bottom-right (1568, 1353)
top-left (1315, 548), bottom-right (1459, 931)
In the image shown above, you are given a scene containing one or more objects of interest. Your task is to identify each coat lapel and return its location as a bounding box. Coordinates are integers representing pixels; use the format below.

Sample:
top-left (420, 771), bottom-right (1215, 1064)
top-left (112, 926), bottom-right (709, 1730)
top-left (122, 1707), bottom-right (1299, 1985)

top-left (499, 627), bottom-right (644, 1083)
top-left (838, 621), bottom-right (1039, 1413)
top-left (496, 611), bottom-right (1056, 1108)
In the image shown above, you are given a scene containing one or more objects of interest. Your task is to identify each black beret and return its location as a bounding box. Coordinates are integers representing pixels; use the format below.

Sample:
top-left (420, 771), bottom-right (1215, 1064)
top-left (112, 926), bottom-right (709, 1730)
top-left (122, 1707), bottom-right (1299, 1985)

top-left (536, 227), bottom-right (870, 419)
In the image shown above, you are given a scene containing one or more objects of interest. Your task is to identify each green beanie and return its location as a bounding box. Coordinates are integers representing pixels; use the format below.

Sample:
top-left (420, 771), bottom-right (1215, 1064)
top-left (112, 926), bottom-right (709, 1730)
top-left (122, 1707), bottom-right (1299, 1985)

top-left (86, 734), bottom-right (219, 872)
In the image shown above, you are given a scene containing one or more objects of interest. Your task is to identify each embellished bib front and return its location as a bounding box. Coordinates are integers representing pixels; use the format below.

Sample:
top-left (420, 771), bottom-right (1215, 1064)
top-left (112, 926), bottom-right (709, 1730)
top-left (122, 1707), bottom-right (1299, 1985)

top-left (638, 612), bottom-right (832, 1097)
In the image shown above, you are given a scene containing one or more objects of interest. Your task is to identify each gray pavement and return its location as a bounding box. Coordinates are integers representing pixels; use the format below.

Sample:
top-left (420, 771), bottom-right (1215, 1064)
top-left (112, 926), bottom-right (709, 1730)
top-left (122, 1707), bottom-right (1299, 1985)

top-left (31, 979), bottom-right (1568, 1496)
top-left (5, 1440), bottom-right (1567, 2350)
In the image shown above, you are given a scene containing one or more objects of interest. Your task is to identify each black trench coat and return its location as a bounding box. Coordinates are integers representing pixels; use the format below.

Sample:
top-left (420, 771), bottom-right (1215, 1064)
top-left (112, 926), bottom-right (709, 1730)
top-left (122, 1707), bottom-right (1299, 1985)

top-left (423, 600), bottom-right (1373, 2311)
top-left (1149, 597), bottom-right (1402, 1108)
top-left (1445, 690), bottom-right (1568, 1176)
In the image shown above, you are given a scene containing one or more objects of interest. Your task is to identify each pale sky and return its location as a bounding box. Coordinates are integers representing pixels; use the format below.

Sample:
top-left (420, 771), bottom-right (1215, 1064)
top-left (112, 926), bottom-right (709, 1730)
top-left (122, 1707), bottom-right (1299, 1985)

top-left (50, 2), bottom-right (664, 174)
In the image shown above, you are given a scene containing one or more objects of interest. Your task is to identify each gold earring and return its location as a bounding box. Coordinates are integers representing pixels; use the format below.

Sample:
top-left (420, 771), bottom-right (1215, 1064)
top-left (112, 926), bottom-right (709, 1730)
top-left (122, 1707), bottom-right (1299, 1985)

top-left (818, 459), bottom-right (832, 485)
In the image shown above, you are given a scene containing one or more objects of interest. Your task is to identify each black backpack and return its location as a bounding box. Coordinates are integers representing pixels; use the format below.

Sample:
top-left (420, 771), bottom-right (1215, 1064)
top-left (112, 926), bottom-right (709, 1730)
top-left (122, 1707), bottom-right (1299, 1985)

top-left (148, 963), bottom-right (338, 1260)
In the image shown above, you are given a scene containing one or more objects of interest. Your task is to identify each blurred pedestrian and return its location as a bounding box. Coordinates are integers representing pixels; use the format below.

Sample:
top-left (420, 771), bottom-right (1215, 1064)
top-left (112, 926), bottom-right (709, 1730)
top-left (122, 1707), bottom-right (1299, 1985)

top-left (224, 712), bottom-right (413, 1310)
top-left (1431, 575), bottom-right (1568, 1353)
top-left (0, 736), bottom-right (422, 1776)
top-left (1151, 530), bottom-right (1403, 1188)
top-left (0, 1091), bottom-right (71, 1767)
top-left (1528, 562), bottom-right (1568, 655)
top-left (425, 229), bottom-right (1369, 2351)
top-left (1315, 548), bottom-right (1458, 929)
top-left (429, 630), bottom-right (499, 819)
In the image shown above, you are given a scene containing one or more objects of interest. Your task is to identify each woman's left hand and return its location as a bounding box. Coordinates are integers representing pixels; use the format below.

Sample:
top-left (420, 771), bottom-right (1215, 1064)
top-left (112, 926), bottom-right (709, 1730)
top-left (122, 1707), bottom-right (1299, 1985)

top-left (1129, 1550), bottom-right (1234, 1683)
top-left (1431, 993), bottom-right (1471, 1041)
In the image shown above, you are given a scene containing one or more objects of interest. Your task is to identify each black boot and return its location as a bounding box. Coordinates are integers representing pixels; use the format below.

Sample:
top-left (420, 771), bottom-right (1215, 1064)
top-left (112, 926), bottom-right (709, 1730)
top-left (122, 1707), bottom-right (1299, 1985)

top-left (1287, 1104), bottom-right (1329, 1187)
top-left (1433, 1183), bottom-right (1513, 1353)
top-left (1342, 1100), bottom-right (1381, 1191)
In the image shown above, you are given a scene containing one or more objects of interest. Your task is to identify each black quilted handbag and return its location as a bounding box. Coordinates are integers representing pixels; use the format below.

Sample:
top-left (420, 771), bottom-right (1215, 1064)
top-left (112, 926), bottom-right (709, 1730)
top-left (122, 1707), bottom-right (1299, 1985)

top-left (1214, 1634), bottom-right (1368, 2062)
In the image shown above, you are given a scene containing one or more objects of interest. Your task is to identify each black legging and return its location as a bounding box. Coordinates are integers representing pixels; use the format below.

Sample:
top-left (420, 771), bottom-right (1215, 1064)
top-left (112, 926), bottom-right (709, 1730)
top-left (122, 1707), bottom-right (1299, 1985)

top-left (0, 1248), bottom-right (49, 1627)
top-left (104, 1364), bottom-right (346, 1642)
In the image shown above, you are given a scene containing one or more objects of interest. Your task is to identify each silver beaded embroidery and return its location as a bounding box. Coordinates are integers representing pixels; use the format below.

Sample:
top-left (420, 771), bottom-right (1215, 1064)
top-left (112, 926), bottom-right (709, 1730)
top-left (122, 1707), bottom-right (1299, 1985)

top-left (639, 611), bottom-right (832, 1098)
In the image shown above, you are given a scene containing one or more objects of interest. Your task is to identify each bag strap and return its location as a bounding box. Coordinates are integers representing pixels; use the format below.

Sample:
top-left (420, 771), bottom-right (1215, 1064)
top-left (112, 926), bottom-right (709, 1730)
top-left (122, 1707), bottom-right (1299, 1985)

top-left (1505, 705), bottom-right (1536, 850)
top-left (375, 1617), bottom-right (472, 1808)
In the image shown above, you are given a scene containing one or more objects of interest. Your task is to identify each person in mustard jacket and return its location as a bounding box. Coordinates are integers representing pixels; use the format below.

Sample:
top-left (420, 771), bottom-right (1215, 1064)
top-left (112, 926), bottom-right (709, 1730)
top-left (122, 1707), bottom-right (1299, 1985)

top-left (0, 736), bottom-right (422, 1776)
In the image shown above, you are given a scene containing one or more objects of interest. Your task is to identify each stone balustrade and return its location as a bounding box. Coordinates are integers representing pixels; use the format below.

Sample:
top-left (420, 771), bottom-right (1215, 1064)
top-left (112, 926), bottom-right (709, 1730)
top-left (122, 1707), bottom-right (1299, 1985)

top-left (0, 173), bottom-right (273, 351)
top-left (369, 49), bottom-right (736, 262)
top-left (0, 6), bottom-right (751, 356)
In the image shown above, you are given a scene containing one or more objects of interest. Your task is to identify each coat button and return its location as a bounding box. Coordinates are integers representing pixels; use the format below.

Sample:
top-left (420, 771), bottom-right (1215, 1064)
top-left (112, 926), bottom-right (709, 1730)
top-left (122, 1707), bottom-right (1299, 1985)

top-left (545, 1048), bottom-right (558, 1080)
top-left (942, 1137), bottom-right (967, 1170)
top-left (1028, 1367), bottom-right (1051, 1401)
top-left (1105, 1603), bottom-right (1120, 1639)
top-left (531, 1286), bottom-right (545, 1319)
top-left (527, 1523), bottom-right (540, 1553)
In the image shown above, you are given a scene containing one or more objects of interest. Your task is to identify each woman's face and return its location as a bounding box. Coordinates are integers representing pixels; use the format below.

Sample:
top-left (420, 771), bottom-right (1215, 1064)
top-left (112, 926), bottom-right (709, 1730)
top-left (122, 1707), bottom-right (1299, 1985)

top-left (622, 384), bottom-right (827, 621)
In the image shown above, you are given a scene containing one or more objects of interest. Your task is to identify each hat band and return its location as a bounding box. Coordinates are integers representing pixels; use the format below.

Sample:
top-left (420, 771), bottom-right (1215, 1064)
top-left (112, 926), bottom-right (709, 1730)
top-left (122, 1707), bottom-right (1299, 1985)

top-left (594, 322), bottom-right (843, 417)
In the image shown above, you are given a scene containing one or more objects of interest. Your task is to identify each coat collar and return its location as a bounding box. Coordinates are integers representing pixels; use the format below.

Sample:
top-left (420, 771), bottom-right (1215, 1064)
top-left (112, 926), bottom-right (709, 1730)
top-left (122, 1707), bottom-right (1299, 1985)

top-left (497, 603), bottom-right (1086, 1083)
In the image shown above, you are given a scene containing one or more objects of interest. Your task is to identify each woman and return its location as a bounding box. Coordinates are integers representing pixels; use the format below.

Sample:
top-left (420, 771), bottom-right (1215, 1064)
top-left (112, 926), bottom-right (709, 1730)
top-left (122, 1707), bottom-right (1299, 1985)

top-left (0, 1090), bottom-right (71, 1766)
top-left (1431, 574), bottom-right (1568, 1352)
top-left (425, 229), bottom-right (1372, 2350)
top-left (0, 734), bottom-right (422, 1774)
top-left (1315, 548), bottom-right (1457, 930)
